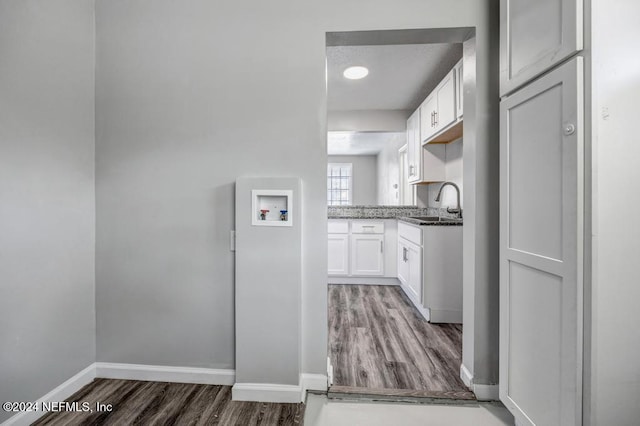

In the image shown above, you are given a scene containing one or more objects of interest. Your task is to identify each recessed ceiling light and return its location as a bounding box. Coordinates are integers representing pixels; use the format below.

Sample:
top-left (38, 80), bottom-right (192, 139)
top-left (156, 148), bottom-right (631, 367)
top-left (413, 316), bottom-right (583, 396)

top-left (343, 66), bottom-right (369, 80)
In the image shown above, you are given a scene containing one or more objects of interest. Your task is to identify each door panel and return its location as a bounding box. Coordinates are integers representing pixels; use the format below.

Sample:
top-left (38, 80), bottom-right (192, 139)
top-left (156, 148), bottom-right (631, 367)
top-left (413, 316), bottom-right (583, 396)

top-left (328, 234), bottom-right (349, 276)
top-left (351, 234), bottom-right (384, 276)
top-left (500, 57), bottom-right (583, 426)
top-left (436, 71), bottom-right (456, 131)
top-left (500, 0), bottom-right (583, 95)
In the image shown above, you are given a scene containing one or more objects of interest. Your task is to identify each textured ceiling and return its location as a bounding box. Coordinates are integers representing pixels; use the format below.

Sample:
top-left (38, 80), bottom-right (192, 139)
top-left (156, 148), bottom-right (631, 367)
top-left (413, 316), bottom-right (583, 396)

top-left (327, 131), bottom-right (406, 156)
top-left (327, 43), bottom-right (462, 112)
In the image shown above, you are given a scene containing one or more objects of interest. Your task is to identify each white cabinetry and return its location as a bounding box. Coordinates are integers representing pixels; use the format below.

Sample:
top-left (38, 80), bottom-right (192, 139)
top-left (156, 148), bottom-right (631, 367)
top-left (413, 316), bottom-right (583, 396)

top-left (420, 69), bottom-right (457, 143)
top-left (398, 239), bottom-right (422, 301)
top-left (397, 221), bottom-right (463, 323)
top-left (328, 219), bottom-right (396, 279)
top-left (454, 59), bottom-right (463, 119)
top-left (500, 0), bottom-right (582, 95)
top-left (407, 108), bottom-right (446, 185)
top-left (328, 233), bottom-right (349, 276)
top-left (351, 234), bottom-right (384, 276)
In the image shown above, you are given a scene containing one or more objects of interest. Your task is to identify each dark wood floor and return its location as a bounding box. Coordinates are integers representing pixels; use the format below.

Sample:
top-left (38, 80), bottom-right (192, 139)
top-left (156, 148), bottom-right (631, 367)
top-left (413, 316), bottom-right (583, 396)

top-left (34, 379), bottom-right (304, 426)
top-left (328, 284), bottom-right (474, 400)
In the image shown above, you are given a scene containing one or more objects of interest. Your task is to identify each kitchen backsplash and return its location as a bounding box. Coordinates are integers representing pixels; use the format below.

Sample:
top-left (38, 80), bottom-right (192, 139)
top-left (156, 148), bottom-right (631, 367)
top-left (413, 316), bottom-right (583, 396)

top-left (328, 205), bottom-right (461, 219)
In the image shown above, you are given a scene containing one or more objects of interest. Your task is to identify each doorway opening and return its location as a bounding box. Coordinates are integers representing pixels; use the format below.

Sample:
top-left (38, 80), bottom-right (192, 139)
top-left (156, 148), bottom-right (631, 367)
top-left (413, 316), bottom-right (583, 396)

top-left (325, 28), bottom-right (476, 401)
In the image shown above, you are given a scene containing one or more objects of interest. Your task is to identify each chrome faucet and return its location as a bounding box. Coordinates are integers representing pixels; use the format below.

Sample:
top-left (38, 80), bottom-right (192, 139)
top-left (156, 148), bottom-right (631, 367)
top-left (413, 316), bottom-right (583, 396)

top-left (435, 182), bottom-right (462, 219)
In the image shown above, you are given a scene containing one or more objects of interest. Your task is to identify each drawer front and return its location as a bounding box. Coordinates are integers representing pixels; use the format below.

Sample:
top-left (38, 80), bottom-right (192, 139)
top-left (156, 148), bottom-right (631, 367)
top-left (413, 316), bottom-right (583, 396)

top-left (398, 221), bottom-right (422, 245)
top-left (351, 221), bottom-right (384, 234)
top-left (328, 220), bottom-right (349, 234)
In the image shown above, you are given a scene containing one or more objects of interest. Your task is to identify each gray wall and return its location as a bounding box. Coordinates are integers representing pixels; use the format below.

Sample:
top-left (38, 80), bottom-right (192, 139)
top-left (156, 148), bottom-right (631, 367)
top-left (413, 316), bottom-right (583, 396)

top-left (376, 133), bottom-right (407, 205)
top-left (328, 155), bottom-right (377, 205)
top-left (462, 27), bottom-right (500, 387)
top-left (0, 0), bottom-right (96, 422)
top-left (94, 0), bottom-right (498, 383)
top-left (328, 110), bottom-right (410, 132)
top-left (588, 0), bottom-right (640, 423)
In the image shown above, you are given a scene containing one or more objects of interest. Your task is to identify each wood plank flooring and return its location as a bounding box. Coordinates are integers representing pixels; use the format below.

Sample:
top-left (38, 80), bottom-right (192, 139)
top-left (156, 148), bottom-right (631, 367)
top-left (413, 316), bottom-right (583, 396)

top-left (328, 284), bottom-right (474, 400)
top-left (33, 379), bottom-right (305, 426)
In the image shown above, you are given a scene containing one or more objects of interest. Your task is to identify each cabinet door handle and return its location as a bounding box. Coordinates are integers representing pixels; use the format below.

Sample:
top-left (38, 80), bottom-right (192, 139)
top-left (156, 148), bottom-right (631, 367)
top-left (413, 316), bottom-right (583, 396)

top-left (435, 111), bottom-right (438, 127)
top-left (431, 111), bottom-right (434, 127)
top-left (402, 247), bottom-right (407, 262)
top-left (380, 240), bottom-right (384, 253)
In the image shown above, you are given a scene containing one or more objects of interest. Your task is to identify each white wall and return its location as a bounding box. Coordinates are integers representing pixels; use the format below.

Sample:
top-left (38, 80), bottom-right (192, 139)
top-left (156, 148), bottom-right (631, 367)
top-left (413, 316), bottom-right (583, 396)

top-left (588, 0), bottom-right (640, 423)
top-left (94, 0), bottom-right (497, 386)
top-left (328, 110), bottom-right (410, 132)
top-left (328, 155), bottom-right (377, 205)
top-left (0, 0), bottom-right (96, 422)
top-left (376, 133), bottom-right (407, 205)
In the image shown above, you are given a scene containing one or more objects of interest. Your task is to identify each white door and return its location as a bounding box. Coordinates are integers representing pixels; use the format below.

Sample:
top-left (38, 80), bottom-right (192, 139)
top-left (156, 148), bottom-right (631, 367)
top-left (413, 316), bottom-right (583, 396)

top-left (407, 110), bottom-right (421, 183)
top-left (351, 234), bottom-right (384, 276)
top-left (397, 240), bottom-right (409, 285)
top-left (399, 145), bottom-right (415, 205)
top-left (406, 241), bottom-right (422, 302)
top-left (328, 234), bottom-right (349, 276)
top-left (500, 58), bottom-right (583, 426)
top-left (500, 0), bottom-right (583, 95)
top-left (435, 70), bottom-right (456, 132)
top-left (420, 95), bottom-right (438, 143)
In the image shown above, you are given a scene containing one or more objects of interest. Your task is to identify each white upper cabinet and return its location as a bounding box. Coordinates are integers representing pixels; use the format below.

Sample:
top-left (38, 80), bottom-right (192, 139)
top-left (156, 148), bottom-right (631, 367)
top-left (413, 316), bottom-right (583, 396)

top-left (500, 0), bottom-right (583, 95)
top-left (420, 69), bottom-right (456, 143)
top-left (455, 59), bottom-right (463, 119)
top-left (407, 110), bottom-right (421, 183)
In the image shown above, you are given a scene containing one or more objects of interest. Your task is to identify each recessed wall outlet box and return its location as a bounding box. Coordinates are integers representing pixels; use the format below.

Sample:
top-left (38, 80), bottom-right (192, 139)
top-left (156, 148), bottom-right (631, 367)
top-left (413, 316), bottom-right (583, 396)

top-left (251, 189), bottom-right (293, 227)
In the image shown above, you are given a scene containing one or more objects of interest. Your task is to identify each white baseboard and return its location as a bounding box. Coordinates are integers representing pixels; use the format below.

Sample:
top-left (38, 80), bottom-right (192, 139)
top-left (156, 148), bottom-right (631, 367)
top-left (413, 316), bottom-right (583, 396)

top-left (232, 372), bottom-right (328, 404)
top-left (232, 383), bottom-right (302, 403)
top-left (473, 384), bottom-right (499, 401)
top-left (458, 365), bottom-right (499, 401)
top-left (301, 373), bottom-right (327, 395)
top-left (460, 363), bottom-right (473, 389)
top-left (2, 364), bottom-right (96, 426)
top-left (429, 308), bottom-right (463, 324)
top-left (328, 277), bottom-right (400, 285)
top-left (95, 362), bottom-right (235, 386)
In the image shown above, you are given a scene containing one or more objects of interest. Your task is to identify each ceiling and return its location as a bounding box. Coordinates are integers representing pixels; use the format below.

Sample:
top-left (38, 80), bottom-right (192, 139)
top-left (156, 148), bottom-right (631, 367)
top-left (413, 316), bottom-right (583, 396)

top-left (326, 43), bottom-right (463, 112)
top-left (327, 132), bottom-right (406, 156)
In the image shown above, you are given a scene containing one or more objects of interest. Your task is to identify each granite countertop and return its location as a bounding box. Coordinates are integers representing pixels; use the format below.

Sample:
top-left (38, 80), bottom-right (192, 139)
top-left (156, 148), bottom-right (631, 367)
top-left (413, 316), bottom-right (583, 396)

top-left (328, 206), bottom-right (463, 225)
top-left (398, 216), bottom-right (463, 226)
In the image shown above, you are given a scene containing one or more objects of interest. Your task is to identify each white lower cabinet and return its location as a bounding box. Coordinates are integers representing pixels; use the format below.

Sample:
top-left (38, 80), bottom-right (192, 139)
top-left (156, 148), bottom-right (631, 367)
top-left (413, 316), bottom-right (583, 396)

top-left (351, 234), bottom-right (384, 276)
top-left (328, 234), bottom-right (349, 276)
top-left (397, 238), bottom-right (422, 301)
top-left (397, 221), bottom-right (462, 323)
top-left (328, 219), bottom-right (396, 278)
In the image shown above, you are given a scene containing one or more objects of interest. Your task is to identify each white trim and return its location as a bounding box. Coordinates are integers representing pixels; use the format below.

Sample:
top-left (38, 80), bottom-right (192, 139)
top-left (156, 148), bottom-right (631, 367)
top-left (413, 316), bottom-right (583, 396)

top-left (232, 383), bottom-right (302, 403)
top-left (472, 384), bottom-right (500, 401)
top-left (327, 277), bottom-right (400, 285)
top-left (460, 363), bottom-right (473, 389)
top-left (94, 362), bottom-right (235, 386)
top-left (2, 364), bottom-right (96, 426)
top-left (301, 374), bottom-right (328, 395)
top-left (457, 364), bottom-right (499, 401)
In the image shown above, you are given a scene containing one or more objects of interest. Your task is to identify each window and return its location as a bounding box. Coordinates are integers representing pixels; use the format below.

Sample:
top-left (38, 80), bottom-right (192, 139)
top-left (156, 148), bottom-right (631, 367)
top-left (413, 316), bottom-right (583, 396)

top-left (327, 163), bottom-right (352, 205)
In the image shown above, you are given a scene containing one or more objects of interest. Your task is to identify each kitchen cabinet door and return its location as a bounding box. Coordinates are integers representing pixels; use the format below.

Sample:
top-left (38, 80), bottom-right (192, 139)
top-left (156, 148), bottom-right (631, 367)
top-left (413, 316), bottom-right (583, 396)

top-left (405, 240), bottom-right (422, 302)
top-left (351, 234), bottom-right (384, 276)
top-left (499, 58), bottom-right (583, 426)
top-left (407, 110), bottom-right (421, 184)
top-left (434, 70), bottom-right (456, 132)
top-left (328, 234), bottom-right (349, 276)
top-left (397, 241), bottom-right (409, 285)
top-left (455, 60), bottom-right (464, 119)
top-left (500, 0), bottom-right (583, 95)
top-left (419, 94), bottom-right (438, 143)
